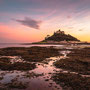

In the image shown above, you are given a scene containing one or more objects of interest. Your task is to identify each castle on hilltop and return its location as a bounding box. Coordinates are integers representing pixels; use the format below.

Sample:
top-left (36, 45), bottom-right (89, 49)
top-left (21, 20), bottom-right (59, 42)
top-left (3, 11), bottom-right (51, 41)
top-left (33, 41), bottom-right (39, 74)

top-left (44, 29), bottom-right (80, 42)
top-left (54, 29), bottom-right (64, 34)
top-left (45, 29), bottom-right (65, 39)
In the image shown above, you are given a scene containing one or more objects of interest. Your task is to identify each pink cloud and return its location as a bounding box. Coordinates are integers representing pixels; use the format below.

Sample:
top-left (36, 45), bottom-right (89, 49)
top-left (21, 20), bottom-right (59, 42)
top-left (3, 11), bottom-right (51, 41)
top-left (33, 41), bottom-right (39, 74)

top-left (14, 17), bottom-right (42, 29)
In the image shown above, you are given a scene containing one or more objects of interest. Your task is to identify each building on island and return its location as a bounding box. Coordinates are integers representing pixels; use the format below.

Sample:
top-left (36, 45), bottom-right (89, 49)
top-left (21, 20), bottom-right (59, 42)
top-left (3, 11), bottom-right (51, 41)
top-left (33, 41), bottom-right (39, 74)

top-left (45, 29), bottom-right (65, 40)
top-left (55, 29), bottom-right (64, 34)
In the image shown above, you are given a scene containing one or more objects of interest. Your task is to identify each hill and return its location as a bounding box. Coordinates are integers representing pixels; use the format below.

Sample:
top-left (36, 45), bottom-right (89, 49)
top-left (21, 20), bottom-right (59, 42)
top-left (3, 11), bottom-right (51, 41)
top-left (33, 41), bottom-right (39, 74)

top-left (43, 29), bottom-right (80, 42)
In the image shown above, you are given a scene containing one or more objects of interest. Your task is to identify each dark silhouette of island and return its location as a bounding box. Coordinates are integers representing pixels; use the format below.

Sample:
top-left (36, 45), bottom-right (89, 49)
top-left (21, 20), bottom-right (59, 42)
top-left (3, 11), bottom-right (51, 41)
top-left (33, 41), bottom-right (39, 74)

top-left (31, 29), bottom-right (88, 44)
top-left (33, 29), bottom-right (80, 44)
top-left (44, 29), bottom-right (80, 42)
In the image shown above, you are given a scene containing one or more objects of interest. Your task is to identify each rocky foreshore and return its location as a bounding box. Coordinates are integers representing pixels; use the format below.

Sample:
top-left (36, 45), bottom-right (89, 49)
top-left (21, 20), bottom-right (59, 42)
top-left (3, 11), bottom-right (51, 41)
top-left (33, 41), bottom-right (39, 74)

top-left (0, 46), bottom-right (90, 90)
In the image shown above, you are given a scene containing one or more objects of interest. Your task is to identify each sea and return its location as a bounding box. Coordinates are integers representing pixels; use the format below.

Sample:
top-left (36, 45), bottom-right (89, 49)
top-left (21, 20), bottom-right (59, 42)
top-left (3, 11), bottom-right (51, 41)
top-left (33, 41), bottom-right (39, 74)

top-left (0, 43), bottom-right (64, 48)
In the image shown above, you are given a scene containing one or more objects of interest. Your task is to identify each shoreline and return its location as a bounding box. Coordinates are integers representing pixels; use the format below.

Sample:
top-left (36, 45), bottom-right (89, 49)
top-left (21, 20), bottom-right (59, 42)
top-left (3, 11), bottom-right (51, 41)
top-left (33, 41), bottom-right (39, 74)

top-left (22, 42), bottom-right (90, 45)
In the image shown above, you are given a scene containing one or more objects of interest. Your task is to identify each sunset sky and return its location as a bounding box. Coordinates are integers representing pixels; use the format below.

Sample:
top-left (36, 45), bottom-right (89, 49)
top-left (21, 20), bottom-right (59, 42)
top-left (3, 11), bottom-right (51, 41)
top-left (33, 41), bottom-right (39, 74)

top-left (0, 0), bottom-right (90, 43)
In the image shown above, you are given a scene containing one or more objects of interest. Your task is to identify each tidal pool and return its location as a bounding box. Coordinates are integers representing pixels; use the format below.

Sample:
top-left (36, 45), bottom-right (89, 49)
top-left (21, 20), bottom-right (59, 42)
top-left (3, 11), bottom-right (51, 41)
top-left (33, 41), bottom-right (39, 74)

top-left (0, 48), bottom-right (89, 90)
top-left (0, 50), bottom-right (71, 90)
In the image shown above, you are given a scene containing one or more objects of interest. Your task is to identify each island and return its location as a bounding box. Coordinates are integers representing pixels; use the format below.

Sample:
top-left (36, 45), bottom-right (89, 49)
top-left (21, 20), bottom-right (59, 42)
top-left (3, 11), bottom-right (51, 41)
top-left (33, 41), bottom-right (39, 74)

top-left (33, 29), bottom-right (82, 44)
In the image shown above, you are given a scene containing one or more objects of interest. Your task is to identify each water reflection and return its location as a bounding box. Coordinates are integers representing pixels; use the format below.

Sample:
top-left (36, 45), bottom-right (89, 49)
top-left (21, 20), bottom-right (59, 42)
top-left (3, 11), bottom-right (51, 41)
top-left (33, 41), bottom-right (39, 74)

top-left (0, 50), bottom-right (89, 90)
top-left (0, 51), bottom-right (66, 90)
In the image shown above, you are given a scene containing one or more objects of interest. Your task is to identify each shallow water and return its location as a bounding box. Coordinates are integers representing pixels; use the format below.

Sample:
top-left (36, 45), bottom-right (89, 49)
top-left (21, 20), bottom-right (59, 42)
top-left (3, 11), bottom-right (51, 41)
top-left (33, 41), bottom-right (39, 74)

top-left (0, 43), bottom-right (64, 48)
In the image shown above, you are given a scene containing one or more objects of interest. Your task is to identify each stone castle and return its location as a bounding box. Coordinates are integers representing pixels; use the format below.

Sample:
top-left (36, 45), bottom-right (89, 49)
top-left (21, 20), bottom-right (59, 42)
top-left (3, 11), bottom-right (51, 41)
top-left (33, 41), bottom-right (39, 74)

top-left (45, 29), bottom-right (65, 39)
top-left (54, 29), bottom-right (64, 34)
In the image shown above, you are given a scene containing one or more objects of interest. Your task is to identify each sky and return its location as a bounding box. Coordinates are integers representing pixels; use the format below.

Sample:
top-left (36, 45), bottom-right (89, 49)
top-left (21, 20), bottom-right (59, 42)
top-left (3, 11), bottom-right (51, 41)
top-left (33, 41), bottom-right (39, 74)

top-left (0, 0), bottom-right (90, 43)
